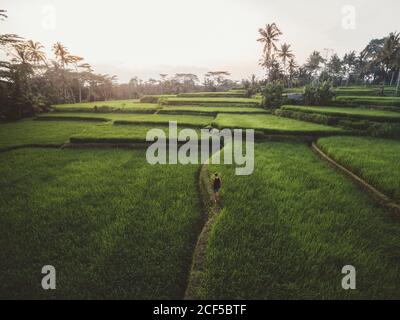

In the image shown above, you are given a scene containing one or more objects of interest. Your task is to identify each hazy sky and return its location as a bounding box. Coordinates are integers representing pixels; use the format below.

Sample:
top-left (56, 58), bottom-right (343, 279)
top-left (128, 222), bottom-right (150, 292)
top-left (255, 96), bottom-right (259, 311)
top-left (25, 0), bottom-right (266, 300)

top-left (1, 0), bottom-right (399, 82)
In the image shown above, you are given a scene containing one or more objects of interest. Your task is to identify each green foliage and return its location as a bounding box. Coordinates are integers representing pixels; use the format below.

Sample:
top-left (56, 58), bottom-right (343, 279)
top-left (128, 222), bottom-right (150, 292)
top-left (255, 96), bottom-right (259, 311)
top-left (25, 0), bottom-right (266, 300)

top-left (261, 81), bottom-right (284, 108)
top-left (303, 81), bottom-right (335, 105)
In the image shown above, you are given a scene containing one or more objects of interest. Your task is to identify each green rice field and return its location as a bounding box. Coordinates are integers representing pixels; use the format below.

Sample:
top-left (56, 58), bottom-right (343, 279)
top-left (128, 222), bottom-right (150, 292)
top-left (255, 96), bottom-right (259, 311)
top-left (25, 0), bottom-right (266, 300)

top-left (317, 136), bottom-right (400, 201)
top-left (0, 148), bottom-right (201, 299)
top-left (199, 142), bottom-right (400, 299)
top-left (281, 105), bottom-right (400, 122)
top-left (212, 113), bottom-right (347, 135)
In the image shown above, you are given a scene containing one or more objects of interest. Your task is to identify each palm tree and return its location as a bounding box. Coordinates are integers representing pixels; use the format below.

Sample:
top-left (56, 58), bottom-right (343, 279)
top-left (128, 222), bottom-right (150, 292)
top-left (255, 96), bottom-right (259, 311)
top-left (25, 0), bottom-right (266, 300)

top-left (11, 43), bottom-right (33, 65)
top-left (257, 23), bottom-right (282, 58)
top-left (52, 42), bottom-right (73, 100)
top-left (78, 63), bottom-right (93, 101)
top-left (305, 51), bottom-right (326, 82)
top-left (343, 51), bottom-right (357, 86)
top-left (0, 10), bottom-right (21, 46)
top-left (69, 56), bottom-right (84, 103)
top-left (287, 58), bottom-right (299, 87)
top-left (277, 43), bottom-right (294, 86)
top-left (394, 48), bottom-right (400, 95)
top-left (52, 42), bottom-right (70, 68)
top-left (26, 40), bottom-right (46, 71)
top-left (278, 43), bottom-right (294, 66)
top-left (375, 32), bottom-right (400, 89)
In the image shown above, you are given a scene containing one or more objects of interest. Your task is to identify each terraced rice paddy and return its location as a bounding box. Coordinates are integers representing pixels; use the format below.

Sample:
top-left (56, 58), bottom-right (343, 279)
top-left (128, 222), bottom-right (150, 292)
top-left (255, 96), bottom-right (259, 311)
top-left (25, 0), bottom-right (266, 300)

top-left (281, 105), bottom-right (400, 122)
top-left (212, 113), bottom-right (347, 135)
top-left (37, 113), bottom-right (214, 128)
top-left (52, 100), bottom-right (160, 112)
top-left (159, 106), bottom-right (267, 115)
top-left (161, 97), bottom-right (261, 107)
top-left (335, 95), bottom-right (400, 107)
top-left (2, 91), bottom-right (400, 300)
top-left (317, 136), bottom-right (400, 201)
top-left (0, 119), bottom-right (97, 149)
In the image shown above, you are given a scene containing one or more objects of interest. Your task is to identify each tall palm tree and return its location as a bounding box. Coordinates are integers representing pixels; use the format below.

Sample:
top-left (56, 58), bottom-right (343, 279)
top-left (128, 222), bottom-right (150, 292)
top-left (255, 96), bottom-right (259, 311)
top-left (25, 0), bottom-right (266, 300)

top-left (0, 10), bottom-right (22, 46)
top-left (12, 43), bottom-right (30, 64)
top-left (68, 56), bottom-right (84, 103)
top-left (305, 51), bottom-right (326, 82)
top-left (257, 23), bottom-right (282, 58)
top-left (52, 42), bottom-right (70, 68)
top-left (26, 40), bottom-right (46, 67)
top-left (394, 48), bottom-right (400, 95)
top-left (277, 43), bottom-right (294, 86)
top-left (52, 42), bottom-right (73, 100)
top-left (287, 58), bottom-right (299, 87)
top-left (375, 32), bottom-right (400, 88)
top-left (343, 51), bottom-right (357, 86)
top-left (278, 43), bottom-right (294, 66)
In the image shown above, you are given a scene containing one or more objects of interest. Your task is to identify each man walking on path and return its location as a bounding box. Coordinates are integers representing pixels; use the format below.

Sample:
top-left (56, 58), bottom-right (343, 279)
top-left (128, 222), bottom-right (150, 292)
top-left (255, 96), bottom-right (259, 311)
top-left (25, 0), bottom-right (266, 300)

top-left (213, 173), bottom-right (221, 204)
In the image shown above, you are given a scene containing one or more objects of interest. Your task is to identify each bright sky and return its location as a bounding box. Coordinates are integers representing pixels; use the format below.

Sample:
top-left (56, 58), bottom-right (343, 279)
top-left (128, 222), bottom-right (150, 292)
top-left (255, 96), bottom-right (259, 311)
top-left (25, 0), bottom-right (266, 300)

top-left (1, 0), bottom-right (399, 82)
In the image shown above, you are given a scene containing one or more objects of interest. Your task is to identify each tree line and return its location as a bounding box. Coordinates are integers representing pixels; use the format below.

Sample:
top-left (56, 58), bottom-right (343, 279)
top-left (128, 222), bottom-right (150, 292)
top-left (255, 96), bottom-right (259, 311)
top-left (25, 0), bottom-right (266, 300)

top-left (256, 23), bottom-right (400, 93)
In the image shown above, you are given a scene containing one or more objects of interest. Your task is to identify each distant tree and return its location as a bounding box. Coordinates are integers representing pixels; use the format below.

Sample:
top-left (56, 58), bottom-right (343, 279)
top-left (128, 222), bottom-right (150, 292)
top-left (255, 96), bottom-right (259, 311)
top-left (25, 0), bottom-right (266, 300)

top-left (287, 58), bottom-right (299, 87)
top-left (327, 53), bottom-right (343, 86)
top-left (26, 40), bottom-right (46, 66)
top-left (375, 32), bottom-right (400, 88)
top-left (277, 43), bottom-right (294, 86)
top-left (257, 23), bottom-right (282, 81)
top-left (257, 23), bottom-right (282, 58)
top-left (343, 51), bottom-right (357, 86)
top-left (204, 71), bottom-right (231, 91)
top-left (305, 51), bottom-right (326, 82)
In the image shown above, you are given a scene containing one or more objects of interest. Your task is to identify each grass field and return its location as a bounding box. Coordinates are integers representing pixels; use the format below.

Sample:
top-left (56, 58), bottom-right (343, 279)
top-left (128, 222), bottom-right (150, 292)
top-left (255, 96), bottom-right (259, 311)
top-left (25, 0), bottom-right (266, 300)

top-left (335, 96), bottom-right (400, 107)
top-left (0, 148), bottom-right (201, 299)
top-left (37, 113), bottom-right (214, 128)
top-left (52, 100), bottom-right (160, 112)
top-left (0, 119), bottom-right (96, 149)
top-left (199, 142), bottom-right (400, 299)
top-left (281, 105), bottom-right (400, 122)
top-left (317, 136), bottom-right (400, 201)
top-left (212, 113), bottom-right (347, 135)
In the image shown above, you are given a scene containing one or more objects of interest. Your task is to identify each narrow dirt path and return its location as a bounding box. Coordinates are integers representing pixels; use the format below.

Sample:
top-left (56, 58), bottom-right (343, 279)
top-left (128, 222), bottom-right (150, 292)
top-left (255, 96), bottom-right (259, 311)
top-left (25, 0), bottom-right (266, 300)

top-left (311, 142), bottom-right (400, 216)
top-left (184, 161), bottom-right (221, 300)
